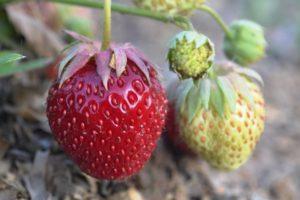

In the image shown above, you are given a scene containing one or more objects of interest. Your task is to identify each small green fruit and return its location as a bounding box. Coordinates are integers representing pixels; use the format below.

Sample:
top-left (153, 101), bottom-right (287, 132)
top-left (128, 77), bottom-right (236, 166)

top-left (65, 17), bottom-right (94, 38)
top-left (224, 20), bottom-right (267, 66)
top-left (168, 31), bottom-right (215, 79)
top-left (133, 0), bottom-right (205, 16)
top-left (56, 5), bottom-right (94, 39)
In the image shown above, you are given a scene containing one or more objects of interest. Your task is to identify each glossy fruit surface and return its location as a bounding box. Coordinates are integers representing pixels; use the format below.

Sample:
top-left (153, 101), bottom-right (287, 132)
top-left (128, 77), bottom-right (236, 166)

top-left (47, 53), bottom-right (167, 180)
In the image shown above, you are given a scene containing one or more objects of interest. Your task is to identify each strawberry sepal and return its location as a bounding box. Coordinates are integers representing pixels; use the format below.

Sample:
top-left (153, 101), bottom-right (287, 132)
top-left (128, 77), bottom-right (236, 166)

top-left (58, 31), bottom-right (154, 89)
top-left (178, 61), bottom-right (264, 123)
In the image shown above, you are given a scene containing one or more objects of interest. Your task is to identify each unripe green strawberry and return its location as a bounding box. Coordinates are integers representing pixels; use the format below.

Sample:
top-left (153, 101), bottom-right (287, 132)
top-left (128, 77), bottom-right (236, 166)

top-left (174, 62), bottom-right (265, 170)
top-left (56, 5), bottom-right (94, 39)
top-left (64, 17), bottom-right (94, 38)
top-left (133, 0), bottom-right (205, 16)
top-left (223, 20), bottom-right (267, 66)
top-left (168, 31), bottom-right (215, 79)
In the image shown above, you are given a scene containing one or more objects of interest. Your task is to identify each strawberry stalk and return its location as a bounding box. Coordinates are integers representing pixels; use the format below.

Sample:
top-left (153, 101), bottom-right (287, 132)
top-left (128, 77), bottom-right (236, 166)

top-left (101, 0), bottom-right (111, 51)
top-left (197, 5), bottom-right (231, 37)
top-left (3, 0), bottom-right (193, 30)
top-left (3, 0), bottom-right (231, 34)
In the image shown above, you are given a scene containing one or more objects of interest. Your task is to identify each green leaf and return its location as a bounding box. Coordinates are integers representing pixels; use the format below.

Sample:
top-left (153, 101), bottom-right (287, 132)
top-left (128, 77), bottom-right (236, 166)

top-left (210, 81), bottom-right (224, 117)
top-left (199, 79), bottom-right (211, 110)
top-left (235, 67), bottom-right (264, 86)
top-left (0, 51), bottom-right (25, 65)
top-left (59, 44), bottom-right (82, 77)
top-left (186, 84), bottom-right (201, 123)
top-left (216, 76), bottom-right (236, 112)
top-left (176, 79), bottom-right (193, 113)
top-left (0, 58), bottom-right (52, 77)
top-left (60, 40), bottom-right (80, 53)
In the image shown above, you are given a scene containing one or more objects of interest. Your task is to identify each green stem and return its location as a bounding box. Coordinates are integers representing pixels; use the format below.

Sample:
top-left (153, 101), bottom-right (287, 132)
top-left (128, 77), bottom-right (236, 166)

top-left (197, 5), bottom-right (231, 37)
top-left (2, 0), bottom-right (192, 30)
top-left (101, 0), bottom-right (111, 50)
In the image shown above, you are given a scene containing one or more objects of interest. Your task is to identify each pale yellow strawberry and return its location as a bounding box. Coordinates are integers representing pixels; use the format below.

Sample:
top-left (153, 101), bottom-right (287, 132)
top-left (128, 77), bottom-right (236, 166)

top-left (175, 62), bottom-right (266, 170)
top-left (133, 0), bottom-right (205, 16)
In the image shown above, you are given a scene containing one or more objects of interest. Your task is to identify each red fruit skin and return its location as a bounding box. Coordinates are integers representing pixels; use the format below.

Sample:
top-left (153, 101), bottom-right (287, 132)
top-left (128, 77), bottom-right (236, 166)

top-left (44, 56), bottom-right (61, 80)
top-left (46, 60), bottom-right (167, 180)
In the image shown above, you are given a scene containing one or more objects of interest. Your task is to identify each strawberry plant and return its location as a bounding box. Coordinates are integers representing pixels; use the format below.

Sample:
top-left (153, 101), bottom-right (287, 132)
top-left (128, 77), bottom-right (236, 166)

top-left (0, 0), bottom-right (267, 181)
top-left (164, 4), bottom-right (267, 170)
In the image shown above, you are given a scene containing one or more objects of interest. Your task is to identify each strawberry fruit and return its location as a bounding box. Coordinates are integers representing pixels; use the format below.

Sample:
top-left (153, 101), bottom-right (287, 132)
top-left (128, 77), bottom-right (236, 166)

top-left (170, 62), bottom-right (266, 170)
top-left (223, 20), bottom-right (267, 66)
top-left (46, 32), bottom-right (167, 180)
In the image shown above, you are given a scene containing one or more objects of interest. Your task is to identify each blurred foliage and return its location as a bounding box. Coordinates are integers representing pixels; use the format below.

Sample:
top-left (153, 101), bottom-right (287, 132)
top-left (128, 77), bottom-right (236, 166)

top-left (0, 58), bottom-right (51, 77)
top-left (243, 0), bottom-right (300, 26)
top-left (243, 0), bottom-right (281, 26)
top-left (0, 51), bottom-right (24, 65)
top-left (0, 9), bottom-right (15, 38)
top-left (56, 4), bottom-right (94, 41)
top-left (0, 8), bottom-right (18, 48)
top-left (242, 0), bottom-right (300, 62)
top-left (0, 51), bottom-right (50, 77)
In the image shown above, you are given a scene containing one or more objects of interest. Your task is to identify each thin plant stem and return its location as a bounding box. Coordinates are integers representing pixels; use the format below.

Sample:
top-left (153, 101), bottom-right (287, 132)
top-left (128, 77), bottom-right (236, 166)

top-left (101, 0), bottom-right (111, 50)
top-left (197, 5), bottom-right (231, 36)
top-left (48, 0), bottom-right (193, 30)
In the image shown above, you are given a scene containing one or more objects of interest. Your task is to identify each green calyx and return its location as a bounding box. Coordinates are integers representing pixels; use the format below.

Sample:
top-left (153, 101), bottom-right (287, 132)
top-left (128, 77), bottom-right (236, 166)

top-left (176, 62), bottom-right (263, 123)
top-left (223, 20), bottom-right (267, 66)
top-left (134, 0), bottom-right (206, 16)
top-left (168, 31), bottom-right (215, 79)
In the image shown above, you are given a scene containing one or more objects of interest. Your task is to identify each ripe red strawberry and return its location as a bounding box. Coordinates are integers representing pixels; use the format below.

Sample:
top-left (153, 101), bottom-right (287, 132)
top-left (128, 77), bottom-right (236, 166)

top-left (46, 32), bottom-right (167, 180)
